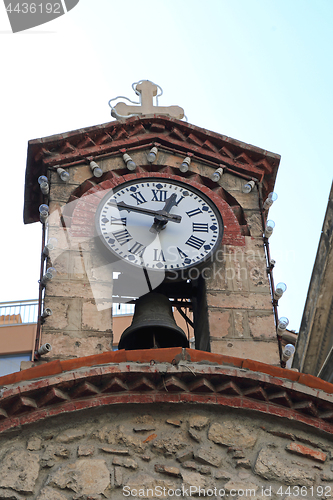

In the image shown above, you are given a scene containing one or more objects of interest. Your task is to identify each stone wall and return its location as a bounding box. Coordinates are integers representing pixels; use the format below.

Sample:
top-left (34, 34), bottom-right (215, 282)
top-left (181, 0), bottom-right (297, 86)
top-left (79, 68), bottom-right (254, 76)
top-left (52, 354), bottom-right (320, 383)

top-left (205, 172), bottom-right (278, 364)
top-left (0, 403), bottom-right (332, 500)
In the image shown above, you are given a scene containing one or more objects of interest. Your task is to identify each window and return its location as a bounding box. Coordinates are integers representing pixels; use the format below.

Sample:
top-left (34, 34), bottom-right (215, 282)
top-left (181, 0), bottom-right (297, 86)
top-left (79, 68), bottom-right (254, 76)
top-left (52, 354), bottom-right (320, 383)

top-left (0, 353), bottom-right (31, 377)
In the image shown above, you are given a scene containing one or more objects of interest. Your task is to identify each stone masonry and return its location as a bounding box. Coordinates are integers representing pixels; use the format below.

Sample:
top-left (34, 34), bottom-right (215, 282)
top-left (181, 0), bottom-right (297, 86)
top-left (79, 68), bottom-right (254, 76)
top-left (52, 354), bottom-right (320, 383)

top-left (0, 403), bottom-right (333, 499)
top-left (41, 146), bottom-right (278, 364)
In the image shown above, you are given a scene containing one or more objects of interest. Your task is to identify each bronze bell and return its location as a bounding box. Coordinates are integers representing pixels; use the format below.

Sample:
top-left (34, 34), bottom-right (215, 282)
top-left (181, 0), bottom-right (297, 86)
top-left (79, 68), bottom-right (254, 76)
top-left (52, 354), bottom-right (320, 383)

top-left (118, 292), bottom-right (189, 350)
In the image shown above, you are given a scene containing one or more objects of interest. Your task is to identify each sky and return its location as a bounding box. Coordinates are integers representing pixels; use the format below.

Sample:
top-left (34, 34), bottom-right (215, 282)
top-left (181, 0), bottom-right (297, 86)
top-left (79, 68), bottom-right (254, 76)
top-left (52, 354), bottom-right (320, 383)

top-left (0, 0), bottom-right (332, 333)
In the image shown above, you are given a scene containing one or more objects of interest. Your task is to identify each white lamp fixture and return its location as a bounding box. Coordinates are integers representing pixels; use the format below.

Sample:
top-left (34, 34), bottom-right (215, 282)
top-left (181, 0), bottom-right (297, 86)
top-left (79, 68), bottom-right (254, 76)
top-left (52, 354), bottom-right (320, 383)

top-left (211, 167), bottom-right (223, 183)
top-left (263, 192), bottom-right (278, 210)
top-left (274, 282), bottom-right (287, 301)
top-left (282, 343), bottom-right (295, 362)
top-left (277, 316), bottom-right (289, 334)
top-left (41, 267), bottom-right (57, 285)
top-left (39, 204), bottom-right (49, 224)
top-left (37, 343), bottom-right (52, 355)
top-left (43, 237), bottom-right (58, 256)
top-left (122, 153), bottom-right (137, 171)
top-left (41, 308), bottom-right (53, 318)
top-left (180, 156), bottom-right (191, 173)
top-left (147, 146), bottom-right (158, 163)
top-left (90, 161), bottom-right (103, 178)
top-left (242, 180), bottom-right (255, 194)
top-left (57, 167), bottom-right (70, 182)
top-left (264, 220), bottom-right (275, 238)
top-left (38, 175), bottom-right (49, 195)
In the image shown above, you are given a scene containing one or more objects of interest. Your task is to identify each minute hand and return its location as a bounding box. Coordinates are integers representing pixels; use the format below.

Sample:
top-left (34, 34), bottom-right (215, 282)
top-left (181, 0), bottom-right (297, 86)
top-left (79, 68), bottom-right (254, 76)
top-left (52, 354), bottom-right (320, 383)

top-left (113, 201), bottom-right (182, 223)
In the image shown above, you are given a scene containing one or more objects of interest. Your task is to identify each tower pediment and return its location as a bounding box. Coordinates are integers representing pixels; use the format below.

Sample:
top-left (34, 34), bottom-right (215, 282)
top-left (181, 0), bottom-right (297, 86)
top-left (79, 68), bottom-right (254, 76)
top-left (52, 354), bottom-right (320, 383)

top-left (24, 115), bottom-right (280, 224)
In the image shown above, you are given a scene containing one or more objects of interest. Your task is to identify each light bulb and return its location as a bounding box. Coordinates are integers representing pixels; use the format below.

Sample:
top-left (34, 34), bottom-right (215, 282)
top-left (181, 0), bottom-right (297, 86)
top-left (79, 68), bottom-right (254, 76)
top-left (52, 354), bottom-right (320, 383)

top-left (123, 153), bottom-right (137, 171)
top-left (127, 160), bottom-right (136, 171)
top-left (37, 343), bottom-right (52, 355)
top-left (147, 147), bottom-right (158, 163)
top-left (211, 167), bottom-right (223, 183)
top-left (277, 317), bottom-right (289, 333)
top-left (57, 167), bottom-right (70, 182)
top-left (38, 176), bottom-right (49, 195)
top-left (39, 204), bottom-right (49, 223)
top-left (90, 161), bottom-right (103, 178)
top-left (41, 267), bottom-right (56, 285)
top-left (39, 204), bottom-right (49, 215)
top-left (282, 343), bottom-right (295, 362)
top-left (180, 156), bottom-right (191, 173)
top-left (268, 192), bottom-right (278, 202)
top-left (274, 282), bottom-right (287, 300)
top-left (264, 220), bottom-right (275, 238)
top-left (47, 267), bottom-right (57, 277)
top-left (43, 237), bottom-right (58, 256)
top-left (41, 308), bottom-right (53, 318)
top-left (263, 192), bottom-right (278, 210)
top-left (242, 180), bottom-right (255, 194)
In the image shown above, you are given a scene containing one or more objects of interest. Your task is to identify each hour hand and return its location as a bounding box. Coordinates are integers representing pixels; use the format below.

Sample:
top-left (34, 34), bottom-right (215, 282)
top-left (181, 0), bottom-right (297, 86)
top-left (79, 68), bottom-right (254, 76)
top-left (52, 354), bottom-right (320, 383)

top-left (149, 193), bottom-right (178, 234)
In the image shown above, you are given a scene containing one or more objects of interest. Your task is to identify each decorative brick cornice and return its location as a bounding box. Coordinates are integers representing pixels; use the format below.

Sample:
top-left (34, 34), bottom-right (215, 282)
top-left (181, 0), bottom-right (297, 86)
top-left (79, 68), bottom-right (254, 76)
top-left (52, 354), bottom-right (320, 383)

top-left (1, 349), bottom-right (333, 436)
top-left (24, 116), bottom-right (280, 224)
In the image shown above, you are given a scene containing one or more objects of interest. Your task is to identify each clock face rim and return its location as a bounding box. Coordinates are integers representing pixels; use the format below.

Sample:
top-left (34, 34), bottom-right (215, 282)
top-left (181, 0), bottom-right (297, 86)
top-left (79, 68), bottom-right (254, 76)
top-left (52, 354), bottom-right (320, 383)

top-left (94, 177), bottom-right (224, 271)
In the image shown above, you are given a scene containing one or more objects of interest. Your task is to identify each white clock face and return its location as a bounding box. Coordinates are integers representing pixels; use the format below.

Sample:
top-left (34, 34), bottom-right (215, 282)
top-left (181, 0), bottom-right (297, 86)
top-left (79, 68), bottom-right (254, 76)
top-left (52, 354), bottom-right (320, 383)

top-left (95, 178), bottom-right (223, 271)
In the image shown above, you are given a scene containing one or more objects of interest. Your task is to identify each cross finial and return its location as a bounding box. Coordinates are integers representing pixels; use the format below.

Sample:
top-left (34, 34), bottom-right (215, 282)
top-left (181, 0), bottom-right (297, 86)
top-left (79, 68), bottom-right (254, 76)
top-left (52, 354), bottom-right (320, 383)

top-left (109, 80), bottom-right (184, 120)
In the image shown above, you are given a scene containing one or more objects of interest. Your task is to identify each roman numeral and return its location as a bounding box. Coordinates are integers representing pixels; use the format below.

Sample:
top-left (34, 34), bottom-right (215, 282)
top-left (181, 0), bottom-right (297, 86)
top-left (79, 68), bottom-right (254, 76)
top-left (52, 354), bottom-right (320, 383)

top-left (151, 190), bottom-right (168, 202)
top-left (113, 229), bottom-right (133, 246)
top-left (177, 247), bottom-right (188, 259)
top-left (192, 222), bottom-right (209, 232)
top-left (129, 242), bottom-right (146, 257)
top-left (130, 192), bottom-right (147, 205)
top-left (175, 195), bottom-right (185, 206)
top-left (186, 207), bottom-right (203, 217)
top-left (153, 249), bottom-right (166, 261)
top-left (185, 235), bottom-right (205, 250)
top-left (110, 216), bottom-right (127, 226)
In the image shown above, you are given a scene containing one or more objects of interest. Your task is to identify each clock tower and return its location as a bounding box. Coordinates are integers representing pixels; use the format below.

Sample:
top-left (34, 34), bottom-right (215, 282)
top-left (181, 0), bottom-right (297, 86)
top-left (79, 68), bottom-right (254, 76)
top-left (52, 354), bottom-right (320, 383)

top-left (24, 80), bottom-right (281, 365)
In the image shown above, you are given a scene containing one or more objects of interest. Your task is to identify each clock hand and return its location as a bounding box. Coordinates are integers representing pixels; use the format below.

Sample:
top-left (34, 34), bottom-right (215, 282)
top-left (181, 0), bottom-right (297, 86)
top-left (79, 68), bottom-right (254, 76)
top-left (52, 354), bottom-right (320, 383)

top-left (149, 193), bottom-right (178, 233)
top-left (110, 201), bottom-right (182, 223)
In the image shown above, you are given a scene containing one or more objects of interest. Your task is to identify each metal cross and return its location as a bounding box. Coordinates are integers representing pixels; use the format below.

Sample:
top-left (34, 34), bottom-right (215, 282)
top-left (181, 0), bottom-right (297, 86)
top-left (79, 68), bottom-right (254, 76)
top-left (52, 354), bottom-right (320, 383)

top-left (110, 80), bottom-right (184, 119)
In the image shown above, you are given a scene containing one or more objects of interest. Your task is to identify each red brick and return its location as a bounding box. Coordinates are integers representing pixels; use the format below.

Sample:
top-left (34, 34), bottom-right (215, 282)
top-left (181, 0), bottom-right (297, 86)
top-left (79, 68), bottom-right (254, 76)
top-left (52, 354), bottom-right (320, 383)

top-left (129, 394), bottom-right (155, 404)
top-left (19, 409), bottom-right (48, 426)
top-left (180, 394), bottom-right (217, 404)
top-left (100, 394), bottom-right (131, 405)
top-left (1, 386), bottom-right (20, 398)
top-left (186, 350), bottom-right (243, 368)
top-left (18, 360), bottom-right (63, 384)
top-left (47, 402), bottom-right (76, 417)
top-left (298, 374), bottom-right (333, 394)
top-left (143, 433), bottom-right (157, 443)
top-left (215, 395), bottom-right (242, 408)
top-left (0, 417), bottom-right (20, 433)
top-left (286, 442), bottom-right (326, 462)
top-left (154, 393), bottom-right (181, 403)
top-left (124, 347), bottom-right (182, 364)
top-left (241, 398), bottom-right (268, 413)
top-left (18, 378), bottom-right (49, 394)
top-left (318, 420), bottom-right (333, 434)
top-left (266, 404), bottom-right (292, 418)
top-left (73, 399), bottom-right (103, 411)
top-left (242, 359), bottom-right (300, 382)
